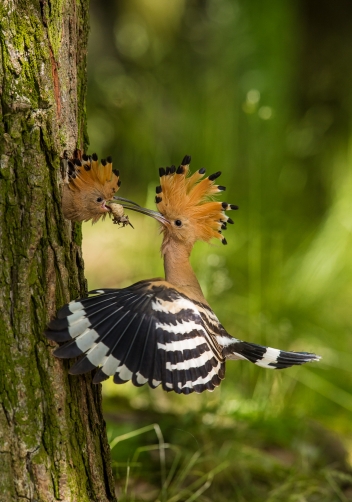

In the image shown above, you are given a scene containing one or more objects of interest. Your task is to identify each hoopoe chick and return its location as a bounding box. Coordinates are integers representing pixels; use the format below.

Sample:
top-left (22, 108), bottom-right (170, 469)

top-left (62, 153), bottom-right (132, 226)
top-left (47, 155), bottom-right (320, 395)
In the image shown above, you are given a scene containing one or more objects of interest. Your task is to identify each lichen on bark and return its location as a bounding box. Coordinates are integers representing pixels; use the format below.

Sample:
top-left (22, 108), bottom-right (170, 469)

top-left (0, 1), bottom-right (116, 500)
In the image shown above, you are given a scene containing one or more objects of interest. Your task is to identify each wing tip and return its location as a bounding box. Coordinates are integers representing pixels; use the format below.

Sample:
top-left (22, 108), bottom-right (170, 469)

top-left (45, 329), bottom-right (72, 343)
top-left (69, 357), bottom-right (97, 375)
top-left (54, 344), bottom-right (84, 359)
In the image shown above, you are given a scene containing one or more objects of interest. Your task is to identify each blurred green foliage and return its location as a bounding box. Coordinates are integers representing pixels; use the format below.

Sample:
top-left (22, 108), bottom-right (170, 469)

top-left (83, 0), bottom-right (352, 499)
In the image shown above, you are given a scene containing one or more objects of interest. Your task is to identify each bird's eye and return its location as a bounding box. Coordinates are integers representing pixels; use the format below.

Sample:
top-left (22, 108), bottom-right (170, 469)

top-left (96, 197), bottom-right (103, 202)
top-left (174, 219), bottom-right (182, 227)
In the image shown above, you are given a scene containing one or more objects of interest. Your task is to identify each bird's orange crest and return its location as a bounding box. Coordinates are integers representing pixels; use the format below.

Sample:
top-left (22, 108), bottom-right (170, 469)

top-left (155, 155), bottom-right (238, 245)
top-left (67, 153), bottom-right (120, 200)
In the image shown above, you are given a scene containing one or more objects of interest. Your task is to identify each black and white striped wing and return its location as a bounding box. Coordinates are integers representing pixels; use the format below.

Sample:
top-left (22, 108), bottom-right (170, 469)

top-left (46, 281), bottom-right (226, 394)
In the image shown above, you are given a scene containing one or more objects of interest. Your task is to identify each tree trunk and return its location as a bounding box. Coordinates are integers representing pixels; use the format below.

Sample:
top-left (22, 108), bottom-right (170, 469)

top-left (0, 1), bottom-right (116, 500)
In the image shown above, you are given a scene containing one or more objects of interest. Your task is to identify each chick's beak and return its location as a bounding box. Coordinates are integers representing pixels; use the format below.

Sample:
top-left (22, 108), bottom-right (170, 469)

top-left (100, 200), bottom-right (109, 213)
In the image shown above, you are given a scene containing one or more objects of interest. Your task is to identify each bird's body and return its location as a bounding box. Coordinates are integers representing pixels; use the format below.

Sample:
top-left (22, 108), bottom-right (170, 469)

top-left (47, 280), bottom-right (318, 394)
top-left (47, 155), bottom-right (320, 394)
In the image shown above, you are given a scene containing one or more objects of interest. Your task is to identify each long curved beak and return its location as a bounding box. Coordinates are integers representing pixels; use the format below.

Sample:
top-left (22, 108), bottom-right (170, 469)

top-left (112, 196), bottom-right (141, 207)
top-left (113, 196), bottom-right (169, 225)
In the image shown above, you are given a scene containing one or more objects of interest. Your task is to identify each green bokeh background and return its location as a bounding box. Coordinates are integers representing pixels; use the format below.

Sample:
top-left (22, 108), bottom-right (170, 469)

top-left (82, 0), bottom-right (352, 499)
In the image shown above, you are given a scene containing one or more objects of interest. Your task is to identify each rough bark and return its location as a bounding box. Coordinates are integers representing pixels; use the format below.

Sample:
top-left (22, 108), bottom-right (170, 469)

top-left (0, 1), bottom-right (116, 500)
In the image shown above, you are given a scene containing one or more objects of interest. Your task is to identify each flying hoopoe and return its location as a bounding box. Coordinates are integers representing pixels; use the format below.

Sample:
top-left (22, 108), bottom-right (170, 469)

top-left (62, 152), bottom-right (135, 225)
top-left (46, 155), bottom-right (320, 394)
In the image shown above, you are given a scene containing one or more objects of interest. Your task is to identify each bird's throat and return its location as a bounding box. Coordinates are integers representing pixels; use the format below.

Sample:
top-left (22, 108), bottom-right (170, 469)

top-left (162, 240), bottom-right (208, 304)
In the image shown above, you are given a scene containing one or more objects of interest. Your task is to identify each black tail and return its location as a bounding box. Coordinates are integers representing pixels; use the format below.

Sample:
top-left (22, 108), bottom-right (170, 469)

top-left (224, 341), bottom-right (320, 369)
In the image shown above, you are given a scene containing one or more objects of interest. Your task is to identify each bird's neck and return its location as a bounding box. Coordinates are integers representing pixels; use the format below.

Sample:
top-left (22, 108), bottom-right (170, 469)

top-left (162, 239), bottom-right (208, 304)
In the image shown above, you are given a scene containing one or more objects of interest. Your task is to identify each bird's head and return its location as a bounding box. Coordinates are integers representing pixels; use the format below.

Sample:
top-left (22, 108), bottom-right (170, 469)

top-left (63, 154), bottom-right (136, 224)
top-left (118, 155), bottom-right (238, 253)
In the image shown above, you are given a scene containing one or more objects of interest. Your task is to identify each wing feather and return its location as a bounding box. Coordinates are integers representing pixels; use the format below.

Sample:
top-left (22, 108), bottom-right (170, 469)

top-left (46, 281), bottom-right (225, 394)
